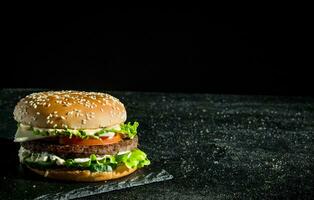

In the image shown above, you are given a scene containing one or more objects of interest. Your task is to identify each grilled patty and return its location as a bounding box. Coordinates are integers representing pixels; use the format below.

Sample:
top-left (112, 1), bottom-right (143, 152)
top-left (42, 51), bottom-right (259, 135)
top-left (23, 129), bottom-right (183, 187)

top-left (21, 136), bottom-right (138, 158)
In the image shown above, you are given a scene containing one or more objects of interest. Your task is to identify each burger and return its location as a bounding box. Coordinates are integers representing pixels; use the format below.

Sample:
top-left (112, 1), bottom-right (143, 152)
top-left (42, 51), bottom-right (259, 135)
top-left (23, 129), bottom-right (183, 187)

top-left (13, 91), bottom-right (150, 182)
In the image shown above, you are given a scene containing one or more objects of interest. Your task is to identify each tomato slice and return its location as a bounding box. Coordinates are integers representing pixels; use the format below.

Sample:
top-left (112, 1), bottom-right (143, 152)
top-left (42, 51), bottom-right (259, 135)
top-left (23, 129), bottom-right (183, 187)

top-left (59, 134), bottom-right (122, 146)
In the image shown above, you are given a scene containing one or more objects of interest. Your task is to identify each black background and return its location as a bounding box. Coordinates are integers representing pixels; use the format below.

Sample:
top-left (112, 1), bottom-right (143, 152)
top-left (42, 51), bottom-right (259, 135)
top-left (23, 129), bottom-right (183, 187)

top-left (2, 8), bottom-right (311, 96)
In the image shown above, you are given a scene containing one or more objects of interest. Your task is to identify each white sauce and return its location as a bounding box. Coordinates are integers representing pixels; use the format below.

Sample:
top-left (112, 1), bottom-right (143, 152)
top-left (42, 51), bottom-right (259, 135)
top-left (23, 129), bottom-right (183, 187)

top-left (73, 158), bottom-right (90, 163)
top-left (14, 128), bottom-right (49, 142)
top-left (18, 147), bottom-right (130, 166)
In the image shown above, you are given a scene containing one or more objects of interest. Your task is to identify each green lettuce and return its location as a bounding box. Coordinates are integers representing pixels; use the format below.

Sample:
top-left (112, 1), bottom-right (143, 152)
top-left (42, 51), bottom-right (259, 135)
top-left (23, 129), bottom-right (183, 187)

top-left (23, 149), bottom-right (150, 172)
top-left (116, 149), bottom-right (151, 168)
top-left (119, 122), bottom-right (139, 139)
top-left (32, 128), bottom-right (95, 139)
top-left (96, 122), bottom-right (139, 139)
top-left (64, 154), bottom-right (117, 172)
top-left (30, 121), bottom-right (140, 139)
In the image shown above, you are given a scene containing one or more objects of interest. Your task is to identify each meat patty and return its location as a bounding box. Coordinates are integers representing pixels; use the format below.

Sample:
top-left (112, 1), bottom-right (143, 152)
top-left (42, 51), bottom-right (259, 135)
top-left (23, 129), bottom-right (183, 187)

top-left (21, 136), bottom-right (138, 158)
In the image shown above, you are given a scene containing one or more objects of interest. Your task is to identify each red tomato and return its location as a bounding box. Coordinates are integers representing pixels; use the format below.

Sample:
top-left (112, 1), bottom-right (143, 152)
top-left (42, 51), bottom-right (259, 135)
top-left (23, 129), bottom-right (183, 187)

top-left (59, 134), bottom-right (122, 146)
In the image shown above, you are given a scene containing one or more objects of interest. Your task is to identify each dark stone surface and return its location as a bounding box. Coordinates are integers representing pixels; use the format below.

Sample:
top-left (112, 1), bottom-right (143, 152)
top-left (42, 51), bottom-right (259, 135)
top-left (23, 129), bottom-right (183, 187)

top-left (0, 89), bottom-right (314, 199)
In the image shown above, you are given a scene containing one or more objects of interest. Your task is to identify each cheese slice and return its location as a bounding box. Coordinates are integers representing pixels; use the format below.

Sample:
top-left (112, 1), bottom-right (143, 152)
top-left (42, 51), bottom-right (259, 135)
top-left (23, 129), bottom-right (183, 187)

top-left (14, 128), bottom-right (50, 142)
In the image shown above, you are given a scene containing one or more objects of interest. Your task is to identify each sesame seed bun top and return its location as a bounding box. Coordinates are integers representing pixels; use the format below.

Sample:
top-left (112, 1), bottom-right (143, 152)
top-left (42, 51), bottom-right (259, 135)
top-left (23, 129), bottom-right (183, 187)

top-left (13, 91), bottom-right (127, 129)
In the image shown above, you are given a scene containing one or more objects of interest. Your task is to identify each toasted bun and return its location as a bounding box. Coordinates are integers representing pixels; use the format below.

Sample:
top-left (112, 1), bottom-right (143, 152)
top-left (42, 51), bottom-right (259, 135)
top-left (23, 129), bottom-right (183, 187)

top-left (14, 91), bottom-right (127, 129)
top-left (26, 165), bottom-right (137, 182)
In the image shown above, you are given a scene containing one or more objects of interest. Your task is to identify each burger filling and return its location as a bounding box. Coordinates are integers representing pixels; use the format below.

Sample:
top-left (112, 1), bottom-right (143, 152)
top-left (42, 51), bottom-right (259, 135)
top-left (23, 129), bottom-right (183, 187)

top-left (15, 121), bottom-right (150, 172)
top-left (19, 147), bottom-right (150, 172)
top-left (21, 136), bottom-right (139, 158)
top-left (15, 122), bottom-right (139, 142)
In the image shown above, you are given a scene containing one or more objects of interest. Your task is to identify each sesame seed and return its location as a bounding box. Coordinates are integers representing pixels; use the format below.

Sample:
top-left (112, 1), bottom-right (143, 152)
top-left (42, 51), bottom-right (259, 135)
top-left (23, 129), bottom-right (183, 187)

top-left (66, 111), bottom-right (73, 116)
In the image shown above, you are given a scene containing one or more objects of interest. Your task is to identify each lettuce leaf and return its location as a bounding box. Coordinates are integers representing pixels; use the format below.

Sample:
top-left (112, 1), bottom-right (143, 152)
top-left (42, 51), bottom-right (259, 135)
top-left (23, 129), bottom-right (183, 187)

top-left (64, 154), bottom-right (118, 172)
top-left (64, 149), bottom-right (149, 172)
top-left (116, 149), bottom-right (150, 169)
top-left (96, 122), bottom-right (139, 139)
top-left (23, 149), bottom-right (150, 172)
top-left (30, 121), bottom-right (139, 139)
top-left (119, 122), bottom-right (139, 139)
top-left (33, 128), bottom-right (94, 139)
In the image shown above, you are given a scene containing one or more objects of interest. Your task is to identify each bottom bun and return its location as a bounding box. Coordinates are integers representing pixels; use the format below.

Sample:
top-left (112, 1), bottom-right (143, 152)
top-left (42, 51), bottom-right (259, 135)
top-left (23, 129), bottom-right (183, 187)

top-left (26, 165), bottom-right (137, 182)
